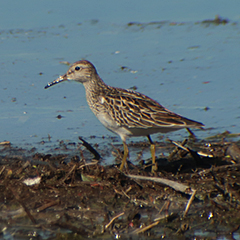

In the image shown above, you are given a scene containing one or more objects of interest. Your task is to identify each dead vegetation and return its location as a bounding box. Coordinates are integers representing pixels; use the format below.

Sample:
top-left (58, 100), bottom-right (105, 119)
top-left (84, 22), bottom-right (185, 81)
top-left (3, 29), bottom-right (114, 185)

top-left (0, 137), bottom-right (240, 239)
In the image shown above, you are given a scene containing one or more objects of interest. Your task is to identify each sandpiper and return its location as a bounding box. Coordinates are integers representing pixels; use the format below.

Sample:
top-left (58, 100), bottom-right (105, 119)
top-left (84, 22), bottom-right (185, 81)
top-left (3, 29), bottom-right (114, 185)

top-left (45, 60), bottom-right (204, 172)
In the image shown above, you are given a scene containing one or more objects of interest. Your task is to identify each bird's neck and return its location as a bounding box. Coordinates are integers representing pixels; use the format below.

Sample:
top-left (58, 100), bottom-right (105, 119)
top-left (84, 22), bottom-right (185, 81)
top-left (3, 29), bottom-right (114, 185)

top-left (83, 74), bottom-right (108, 108)
top-left (83, 74), bottom-right (107, 93)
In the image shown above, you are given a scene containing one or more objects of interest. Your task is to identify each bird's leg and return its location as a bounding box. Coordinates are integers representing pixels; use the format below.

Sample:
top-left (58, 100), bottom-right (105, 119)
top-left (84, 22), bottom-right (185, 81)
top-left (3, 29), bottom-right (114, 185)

top-left (147, 135), bottom-right (157, 173)
top-left (186, 128), bottom-right (197, 141)
top-left (119, 141), bottom-right (129, 171)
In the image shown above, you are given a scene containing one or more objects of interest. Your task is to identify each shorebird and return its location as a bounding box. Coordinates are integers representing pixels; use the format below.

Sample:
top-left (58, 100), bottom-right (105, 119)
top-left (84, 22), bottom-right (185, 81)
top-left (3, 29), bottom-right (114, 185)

top-left (45, 60), bottom-right (204, 172)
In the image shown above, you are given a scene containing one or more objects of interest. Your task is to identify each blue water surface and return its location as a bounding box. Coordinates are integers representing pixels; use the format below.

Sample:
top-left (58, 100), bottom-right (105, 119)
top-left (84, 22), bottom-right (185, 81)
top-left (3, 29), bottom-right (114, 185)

top-left (0, 0), bottom-right (240, 158)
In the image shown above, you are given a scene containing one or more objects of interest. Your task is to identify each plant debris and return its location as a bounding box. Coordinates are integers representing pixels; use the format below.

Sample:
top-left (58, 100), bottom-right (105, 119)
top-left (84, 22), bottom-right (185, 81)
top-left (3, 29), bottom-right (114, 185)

top-left (0, 138), bottom-right (240, 239)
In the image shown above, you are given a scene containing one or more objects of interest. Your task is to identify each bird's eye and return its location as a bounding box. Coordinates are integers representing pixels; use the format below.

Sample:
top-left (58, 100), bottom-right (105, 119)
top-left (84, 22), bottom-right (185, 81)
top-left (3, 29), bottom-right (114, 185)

top-left (75, 66), bottom-right (81, 71)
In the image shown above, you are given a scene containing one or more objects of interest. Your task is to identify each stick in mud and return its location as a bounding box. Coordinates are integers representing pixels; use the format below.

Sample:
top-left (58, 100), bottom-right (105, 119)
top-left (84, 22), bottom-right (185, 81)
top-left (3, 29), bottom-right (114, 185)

top-left (79, 137), bottom-right (101, 160)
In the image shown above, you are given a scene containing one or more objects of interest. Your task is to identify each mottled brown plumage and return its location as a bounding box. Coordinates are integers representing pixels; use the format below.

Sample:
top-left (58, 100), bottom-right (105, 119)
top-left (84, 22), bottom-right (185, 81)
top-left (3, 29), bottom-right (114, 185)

top-left (45, 60), bottom-right (204, 172)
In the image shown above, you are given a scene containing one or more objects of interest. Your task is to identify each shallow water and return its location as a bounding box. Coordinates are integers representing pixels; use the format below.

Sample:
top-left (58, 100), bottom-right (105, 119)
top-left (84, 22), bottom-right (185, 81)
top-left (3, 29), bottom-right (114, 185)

top-left (1, 1), bottom-right (240, 164)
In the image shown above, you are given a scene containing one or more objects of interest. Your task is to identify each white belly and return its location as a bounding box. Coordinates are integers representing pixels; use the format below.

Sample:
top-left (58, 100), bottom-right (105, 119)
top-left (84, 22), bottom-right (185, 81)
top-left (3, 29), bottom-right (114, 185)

top-left (96, 112), bottom-right (132, 141)
top-left (95, 111), bottom-right (182, 141)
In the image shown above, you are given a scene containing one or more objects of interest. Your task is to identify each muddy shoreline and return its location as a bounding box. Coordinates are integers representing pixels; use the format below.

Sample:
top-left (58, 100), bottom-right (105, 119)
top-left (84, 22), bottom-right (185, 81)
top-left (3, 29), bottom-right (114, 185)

top-left (0, 136), bottom-right (240, 239)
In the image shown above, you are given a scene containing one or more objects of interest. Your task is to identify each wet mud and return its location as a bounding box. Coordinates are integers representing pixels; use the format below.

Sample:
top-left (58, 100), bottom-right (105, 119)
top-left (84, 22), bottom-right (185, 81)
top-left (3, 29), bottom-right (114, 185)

top-left (0, 135), bottom-right (240, 239)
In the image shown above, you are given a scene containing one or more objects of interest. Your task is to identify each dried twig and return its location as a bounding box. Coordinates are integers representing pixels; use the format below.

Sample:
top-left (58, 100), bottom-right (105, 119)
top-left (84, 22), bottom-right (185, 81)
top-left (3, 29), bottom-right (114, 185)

top-left (37, 199), bottom-right (60, 212)
top-left (195, 163), bottom-right (240, 176)
top-left (127, 174), bottom-right (191, 193)
top-left (168, 139), bottom-right (188, 161)
top-left (78, 161), bottom-right (98, 169)
top-left (16, 161), bottom-right (31, 175)
top-left (105, 212), bottom-right (124, 229)
top-left (186, 128), bottom-right (197, 139)
top-left (171, 140), bottom-right (213, 158)
top-left (131, 220), bottom-right (160, 234)
top-left (158, 200), bottom-right (170, 215)
top-left (79, 137), bottom-right (101, 160)
top-left (183, 189), bottom-right (196, 218)
top-left (60, 164), bottom-right (77, 183)
top-left (9, 187), bottom-right (37, 224)
top-left (0, 166), bottom-right (6, 176)
top-left (127, 174), bottom-right (197, 218)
